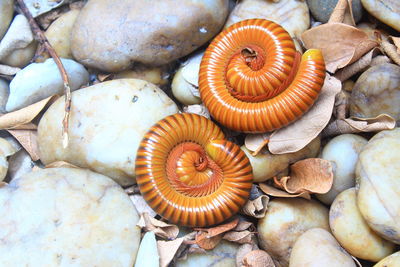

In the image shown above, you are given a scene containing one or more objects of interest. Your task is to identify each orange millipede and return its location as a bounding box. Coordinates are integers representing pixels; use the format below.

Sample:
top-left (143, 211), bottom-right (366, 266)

top-left (135, 113), bottom-right (253, 227)
top-left (199, 19), bottom-right (326, 133)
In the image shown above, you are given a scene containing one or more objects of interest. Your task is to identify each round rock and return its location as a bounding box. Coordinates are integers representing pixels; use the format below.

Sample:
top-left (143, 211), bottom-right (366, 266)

top-left (361, 0), bottom-right (400, 31)
top-left (0, 167), bottom-right (141, 266)
top-left (71, 0), bottom-right (229, 72)
top-left (307, 0), bottom-right (363, 23)
top-left (6, 58), bottom-right (89, 112)
top-left (350, 63), bottom-right (400, 123)
top-left (37, 79), bottom-right (179, 186)
top-left (356, 128), bottom-right (400, 244)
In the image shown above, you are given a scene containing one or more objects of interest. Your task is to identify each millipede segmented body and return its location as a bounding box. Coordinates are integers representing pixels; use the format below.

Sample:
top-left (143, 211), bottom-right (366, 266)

top-left (136, 113), bottom-right (253, 227)
top-left (199, 19), bottom-right (326, 133)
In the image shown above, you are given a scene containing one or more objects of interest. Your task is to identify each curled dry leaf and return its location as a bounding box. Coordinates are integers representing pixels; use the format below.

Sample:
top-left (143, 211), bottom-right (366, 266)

top-left (235, 220), bottom-right (254, 232)
top-left (380, 38), bottom-right (400, 66)
top-left (7, 130), bottom-right (39, 161)
top-left (129, 194), bottom-right (157, 218)
top-left (333, 90), bottom-right (350, 120)
top-left (0, 95), bottom-right (59, 129)
top-left (223, 230), bottom-right (253, 244)
top-left (137, 212), bottom-right (179, 240)
top-left (334, 48), bottom-right (381, 82)
top-left (183, 104), bottom-right (210, 119)
top-left (302, 23), bottom-right (378, 73)
top-left (237, 244), bottom-right (257, 267)
top-left (194, 218), bottom-right (239, 250)
top-left (242, 250), bottom-right (276, 267)
top-left (322, 114), bottom-right (396, 137)
top-left (244, 133), bottom-right (270, 156)
top-left (274, 158), bottom-right (333, 195)
top-left (328, 0), bottom-right (355, 26)
top-left (240, 195), bottom-right (270, 218)
top-left (259, 183), bottom-right (311, 200)
top-left (157, 237), bottom-right (184, 267)
top-left (268, 75), bottom-right (341, 154)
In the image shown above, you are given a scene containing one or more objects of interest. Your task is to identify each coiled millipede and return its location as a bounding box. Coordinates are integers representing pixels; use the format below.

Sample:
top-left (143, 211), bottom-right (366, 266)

top-left (135, 113), bottom-right (253, 227)
top-left (199, 19), bottom-right (326, 133)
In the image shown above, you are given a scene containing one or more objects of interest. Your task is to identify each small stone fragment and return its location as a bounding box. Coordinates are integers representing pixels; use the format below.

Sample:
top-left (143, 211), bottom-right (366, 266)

top-left (307, 0), bottom-right (363, 23)
top-left (0, 0), bottom-right (14, 40)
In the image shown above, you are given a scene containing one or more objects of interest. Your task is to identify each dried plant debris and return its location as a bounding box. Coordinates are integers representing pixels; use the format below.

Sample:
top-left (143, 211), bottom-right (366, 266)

top-left (7, 129), bottom-right (39, 161)
top-left (183, 104), bottom-right (210, 119)
top-left (268, 75), bottom-right (341, 154)
top-left (194, 218), bottom-right (239, 250)
top-left (302, 0), bottom-right (377, 73)
top-left (244, 133), bottom-right (270, 156)
top-left (322, 114), bottom-right (396, 137)
top-left (129, 194), bottom-right (157, 218)
top-left (240, 195), bottom-right (269, 218)
top-left (241, 250), bottom-right (276, 267)
top-left (158, 237), bottom-right (185, 267)
top-left (0, 95), bottom-right (59, 130)
top-left (273, 158), bottom-right (334, 195)
top-left (45, 161), bottom-right (80, 169)
top-left (259, 183), bottom-right (311, 200)
top-left (137, 212), bottom-right (179, 240)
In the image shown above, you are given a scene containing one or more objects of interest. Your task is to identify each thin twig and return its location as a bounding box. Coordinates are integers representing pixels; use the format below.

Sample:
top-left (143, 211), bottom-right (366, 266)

top-left (16, 0), bottom-right (71, 148)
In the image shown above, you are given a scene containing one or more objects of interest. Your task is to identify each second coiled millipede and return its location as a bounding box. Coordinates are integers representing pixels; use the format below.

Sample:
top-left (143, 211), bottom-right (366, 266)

top-left (136, 113), bottom-right (253, 227)
top-left (199, 19), bottom-right (326, 133)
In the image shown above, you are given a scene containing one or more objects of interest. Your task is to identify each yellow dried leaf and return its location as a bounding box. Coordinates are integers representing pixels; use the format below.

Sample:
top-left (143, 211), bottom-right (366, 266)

top-left (7, 129), bottom-right (40, 161)
top-left (274, 158), bottom-right (333, 194)
top-left (268, 75), bottom-right (341, 154)
top-left (259, 183), bottom-right (311, 200)
top-left (323, 114), bottom-right (396, 137)
top-left (137, 212), bottom-right (179, 240)
top-left (302, 23), bottom-right (378, 73)
top-left (0, 95), bottom-right (59, 129)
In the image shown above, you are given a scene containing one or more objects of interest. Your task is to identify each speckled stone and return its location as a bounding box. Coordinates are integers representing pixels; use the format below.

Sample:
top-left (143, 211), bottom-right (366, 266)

top-left (0, 167), bottom-right (141, 266)
top-left (37, 79), bottom-right (179, 186)
top-left (307, 0), bottom-right (363, 23)
top-left (71, 0), bottom-right (229, 72)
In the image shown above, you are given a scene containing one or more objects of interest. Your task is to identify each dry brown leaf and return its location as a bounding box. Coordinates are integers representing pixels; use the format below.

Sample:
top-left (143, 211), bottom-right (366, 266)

top-left (259, 183), bottom-right (311, 200)
top-left (7, 130), bottom-right (40, 161)
top-left (97, 73), bottom-right (113, 82)
top-left (223, 230), bottom-right (253, 244)
top-left (274, 158), bottom-right (333, 194)
top-left (390, 36), bottom-right (400, 54)
top-left (244, 133), bottom-right (270, 156)
top-left (240, 195), bottom-right (269, 218)
top-left (328, 0), bottom-right (355, 26)
top-left (137, 212), bottom-right (179, 240)
top-left (302, 23), bottom-right (378, 73)
top-left (268, 75), bottom-right (341, 154)
top-left (333, 90), bottom-right (350, 120)
top-left (157, 237), bottom-right (184, 267)
top-left (45, 161), bottom-right (81, 169)
top-left (0, 95), bottom-right (59, 129)
top-left (334, 48), bottom-right (381, 82)
top-left (322, 114), bottom-right (396, 137)
top-left (242, 250), bottom-right (276, 267)
top-left (129, 194), bottom-right (157, 218)
top-left (237, 244), bottom-right (257, 267)
top-left (194, 218), bottom-right (239, 250)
